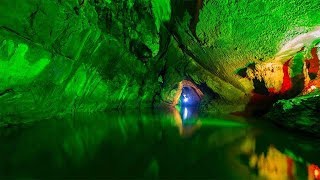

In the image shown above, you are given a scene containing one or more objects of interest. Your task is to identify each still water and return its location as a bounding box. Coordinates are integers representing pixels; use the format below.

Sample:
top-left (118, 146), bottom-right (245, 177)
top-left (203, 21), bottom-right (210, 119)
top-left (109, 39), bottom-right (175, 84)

top-left (0, 108), bottom-right (319, 179)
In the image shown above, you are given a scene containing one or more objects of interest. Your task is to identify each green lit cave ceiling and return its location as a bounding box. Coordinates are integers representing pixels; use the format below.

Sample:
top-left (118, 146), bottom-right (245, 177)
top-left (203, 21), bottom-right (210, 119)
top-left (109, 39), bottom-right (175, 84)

top-left (1, 0), bottom-right (320, 134)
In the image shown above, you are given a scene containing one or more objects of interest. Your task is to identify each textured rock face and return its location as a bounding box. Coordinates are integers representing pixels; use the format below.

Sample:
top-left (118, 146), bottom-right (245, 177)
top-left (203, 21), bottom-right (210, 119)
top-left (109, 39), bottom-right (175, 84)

top-left (1, 0), bottom-right (320, 123)
top-left (267, 91), bottom-right (320, 136)
top-left (191, 0), bottom-right (320, 113)
top-left (167, 0), bottom-right (320, 115)
top-left (0, 0), bottom-right (171, 121)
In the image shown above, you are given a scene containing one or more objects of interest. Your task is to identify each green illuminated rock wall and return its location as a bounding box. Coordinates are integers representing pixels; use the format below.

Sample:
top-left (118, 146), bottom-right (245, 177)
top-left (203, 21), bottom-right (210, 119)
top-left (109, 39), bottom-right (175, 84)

top-left (196, 0), bottom-right (320, 66)
top-left (181, 0), bottom-right (320, 93)
top-left (0, 0), bottom-right (171, 122)
top-left (167, 0), bottom-right (320, 114)
top-left (1, 0), bottom-right (320, 123)
top-left (267, 90), bottom-right (320, 136)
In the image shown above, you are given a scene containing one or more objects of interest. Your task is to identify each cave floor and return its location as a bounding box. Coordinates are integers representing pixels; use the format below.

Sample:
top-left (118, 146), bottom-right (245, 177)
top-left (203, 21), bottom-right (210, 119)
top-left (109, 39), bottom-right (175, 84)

top-left (0, 110), bottom-right (319, 179)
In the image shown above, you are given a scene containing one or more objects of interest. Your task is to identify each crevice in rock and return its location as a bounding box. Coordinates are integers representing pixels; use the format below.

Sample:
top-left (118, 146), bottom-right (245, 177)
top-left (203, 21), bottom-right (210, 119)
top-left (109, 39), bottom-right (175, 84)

top-left (185, 0), bottom-right (203, 39)
top-left (0, 88), bottom-right (14, 97)
top-left (155, 25), bottom-right (171, 61)
top-left (29, 8), bottom-right (40, 28)
top-left (0, 26), bottom-right (33, 42)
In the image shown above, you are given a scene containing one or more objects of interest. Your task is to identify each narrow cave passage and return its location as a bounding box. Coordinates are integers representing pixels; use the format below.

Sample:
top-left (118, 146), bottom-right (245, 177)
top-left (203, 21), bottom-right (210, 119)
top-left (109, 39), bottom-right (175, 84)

top-left (178, 86), bottom-right (201, 122)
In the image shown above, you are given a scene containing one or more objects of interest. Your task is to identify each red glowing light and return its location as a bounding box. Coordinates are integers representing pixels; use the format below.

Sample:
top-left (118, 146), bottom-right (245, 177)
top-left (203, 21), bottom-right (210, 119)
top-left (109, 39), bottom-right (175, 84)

top-left (280, 59), bottom-right (292, 94)
top-left (308, 164), bottom-right (320, 180)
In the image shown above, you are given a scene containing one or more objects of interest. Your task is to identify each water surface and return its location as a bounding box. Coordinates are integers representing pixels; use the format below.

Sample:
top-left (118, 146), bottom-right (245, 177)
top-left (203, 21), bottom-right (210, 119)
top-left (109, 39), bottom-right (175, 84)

top-left (0, 109), bottom-right (319, 179)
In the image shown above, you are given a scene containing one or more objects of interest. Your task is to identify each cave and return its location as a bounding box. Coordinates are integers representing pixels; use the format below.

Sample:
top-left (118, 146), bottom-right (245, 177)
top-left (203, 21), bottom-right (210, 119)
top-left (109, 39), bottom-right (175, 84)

top-left (179, 86), bottom-right (200, 124)
top-left (0, 0), bottom-right (320, 179)
top-left (179, 86), bottom-right (201, 107)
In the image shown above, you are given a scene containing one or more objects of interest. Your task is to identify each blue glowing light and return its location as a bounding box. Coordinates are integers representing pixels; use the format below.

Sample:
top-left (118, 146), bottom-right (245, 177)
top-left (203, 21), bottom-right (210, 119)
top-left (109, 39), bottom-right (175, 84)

top-left (183, 107), bottom-right (188, 120)
top-left (182, 94), bottom-right (189, 103)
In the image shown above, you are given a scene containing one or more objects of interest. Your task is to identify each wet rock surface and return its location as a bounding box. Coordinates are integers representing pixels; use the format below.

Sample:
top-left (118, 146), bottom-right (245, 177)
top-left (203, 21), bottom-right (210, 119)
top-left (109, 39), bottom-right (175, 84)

top-left (267, 90), bottom-right (320, 136)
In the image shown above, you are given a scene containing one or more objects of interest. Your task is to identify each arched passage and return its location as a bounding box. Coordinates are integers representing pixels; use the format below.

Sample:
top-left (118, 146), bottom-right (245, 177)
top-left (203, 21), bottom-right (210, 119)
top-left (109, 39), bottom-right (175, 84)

top-left (172, 80), bottom-right (203, 122)
top-left (172, 80), bottom-right (203, 107)
top-left (179, 86), bottom-right (201, 107)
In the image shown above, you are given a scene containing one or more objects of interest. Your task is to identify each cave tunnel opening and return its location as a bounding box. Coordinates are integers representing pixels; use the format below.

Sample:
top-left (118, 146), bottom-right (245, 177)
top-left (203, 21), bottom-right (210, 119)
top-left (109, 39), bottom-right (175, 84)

top-left (177, 82), bottom-right (203, 123)
top-left (179, 86), bottom-right (201, 107)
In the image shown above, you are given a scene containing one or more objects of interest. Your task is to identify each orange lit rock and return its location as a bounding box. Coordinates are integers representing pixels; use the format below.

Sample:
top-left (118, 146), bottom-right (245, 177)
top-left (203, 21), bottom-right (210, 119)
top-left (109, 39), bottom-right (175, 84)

top-left (308, 164), bottom-right (320, 180)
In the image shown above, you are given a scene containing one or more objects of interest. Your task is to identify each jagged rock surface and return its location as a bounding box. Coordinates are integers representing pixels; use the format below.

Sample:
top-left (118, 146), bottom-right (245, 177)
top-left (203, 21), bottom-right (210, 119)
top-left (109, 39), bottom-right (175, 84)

top-left (1, 0), bottom-right (320, 124)
top-left (0, 0), bottom-right (171, 122)
top-left (267, 91), bottom-right (320, 136)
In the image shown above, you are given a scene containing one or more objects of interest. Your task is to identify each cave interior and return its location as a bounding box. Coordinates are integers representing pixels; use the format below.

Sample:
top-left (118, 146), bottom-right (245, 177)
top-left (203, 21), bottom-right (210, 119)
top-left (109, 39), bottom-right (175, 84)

top-left (0, 0), bottom-right (320, 179)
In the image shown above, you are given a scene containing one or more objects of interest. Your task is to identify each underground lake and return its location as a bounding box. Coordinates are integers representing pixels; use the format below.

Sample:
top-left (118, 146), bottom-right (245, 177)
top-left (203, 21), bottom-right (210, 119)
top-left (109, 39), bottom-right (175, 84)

top-left (0, 109), bottom-right (319, 179)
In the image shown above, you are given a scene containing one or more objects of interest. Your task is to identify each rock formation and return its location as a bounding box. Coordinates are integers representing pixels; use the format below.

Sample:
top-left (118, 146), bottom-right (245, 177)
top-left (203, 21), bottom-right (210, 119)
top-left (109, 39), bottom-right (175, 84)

top-left (267, 91), bottom-right (320, 136)
top-left (1, 0), bottom-right (320, 128)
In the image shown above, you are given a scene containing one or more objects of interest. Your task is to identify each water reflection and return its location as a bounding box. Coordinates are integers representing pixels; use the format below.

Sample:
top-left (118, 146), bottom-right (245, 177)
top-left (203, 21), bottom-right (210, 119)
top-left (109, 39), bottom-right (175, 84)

top-left (172, 107), bottom-right (201, 138)
top-left (240, 134), bottom-right (320, 180)
top-left (0, 111), bottom-right (319, 179)
top-left (180, 106), bottom-right (198, 122)
top-left (308, 164), bottom-right (320, 180)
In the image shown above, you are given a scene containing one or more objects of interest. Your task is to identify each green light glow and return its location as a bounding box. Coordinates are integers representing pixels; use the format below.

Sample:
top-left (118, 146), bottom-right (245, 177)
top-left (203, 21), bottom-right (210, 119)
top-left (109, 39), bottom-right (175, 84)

top-left (290, 52), bottom-right (304, 77)
top-left (0, 40), bottom-right (50, 90)
top-left (200, 118), bottom-right (247, 127)
top-left (151, 0), bottom-right (171, 32)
